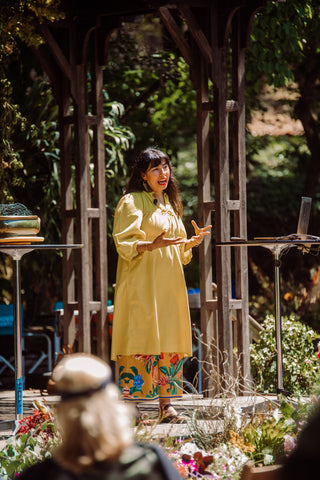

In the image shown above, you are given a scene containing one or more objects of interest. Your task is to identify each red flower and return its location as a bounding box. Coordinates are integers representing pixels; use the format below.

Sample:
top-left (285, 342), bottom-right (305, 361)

top-left (159, 375), bottom-right (169, 386)
top-left (170, 354), bottom-right (179, 365)
top-left (122, 386), bottom-right (130, 398)
top-left (16, 409), bottom-right (54, 437)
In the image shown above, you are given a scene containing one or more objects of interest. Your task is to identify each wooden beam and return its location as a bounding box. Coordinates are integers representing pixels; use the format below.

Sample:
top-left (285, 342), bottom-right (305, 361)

top-left (86, 114), bottom-right (103, 125)
top-left (203, 200), bottom-right (215, 212)
top-left (61, 115), bottom-right (75, 124)
top-left (89, 300), bottom-right (102, 310)
top-left (37, 23), bottom-right (72, 82)
top-left (202, 101), bottom-right (214, 111)
top-left (32, 45), bottom-right (61, 100)
top-left (180, 5), bottom-right (214, 65)
top-left (59, 80), bottom-right (77, 349)
top-left (65, 209), bottom-right (76, 217)
top-left (206, 299), bottom-right (218, 311)
top-left (202, 100), bottom-right (238, 112)
top-left (87, 208), bottom-right (100, 218)
top-left (159, 7), bottom-right (193, 66)
top-left (232, 11), bottom-right (250, 390)
top-left (226, 100), bottom-right (238, 112)
top-left (227, 200), bottom-right (240, 210)
top-left (91, 31), bottom-right (109, 359)
top-left (196, 54), bottom-right (216, 394)
top-left (229, 299), bottom-right (242, 310)
top-left (73, 63), bottom-right (91, 353)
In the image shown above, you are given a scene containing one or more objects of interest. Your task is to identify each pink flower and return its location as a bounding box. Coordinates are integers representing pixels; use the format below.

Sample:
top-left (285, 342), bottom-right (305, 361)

top-left (284, 434), bottom-right (296, 454)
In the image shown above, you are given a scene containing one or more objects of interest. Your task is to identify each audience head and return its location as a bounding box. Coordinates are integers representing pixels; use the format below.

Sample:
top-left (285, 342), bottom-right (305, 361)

top-left (52, 353), bottom-right (133, 473)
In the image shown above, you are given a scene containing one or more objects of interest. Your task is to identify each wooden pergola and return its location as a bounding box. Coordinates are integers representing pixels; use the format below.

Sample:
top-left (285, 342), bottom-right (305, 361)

top-left (33, 0), bottom-right (279, 393)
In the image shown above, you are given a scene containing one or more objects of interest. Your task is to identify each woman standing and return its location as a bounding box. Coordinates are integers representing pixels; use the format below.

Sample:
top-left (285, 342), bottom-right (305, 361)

top-left (111, 147), bottom-right (211, 423)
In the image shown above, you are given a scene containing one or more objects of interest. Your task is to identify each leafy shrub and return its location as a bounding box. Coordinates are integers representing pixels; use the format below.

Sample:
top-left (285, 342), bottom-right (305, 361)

top-left (250, 315), bottom-right (320, 394)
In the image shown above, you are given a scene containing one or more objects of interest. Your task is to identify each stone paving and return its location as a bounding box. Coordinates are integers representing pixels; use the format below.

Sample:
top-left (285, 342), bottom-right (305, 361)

top-left (0, 388), bottom-right (277, 451)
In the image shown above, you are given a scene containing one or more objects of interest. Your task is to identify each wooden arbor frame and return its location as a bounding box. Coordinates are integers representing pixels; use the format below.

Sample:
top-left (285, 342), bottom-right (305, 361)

top-left (34, 1), bottom-right (275, 391)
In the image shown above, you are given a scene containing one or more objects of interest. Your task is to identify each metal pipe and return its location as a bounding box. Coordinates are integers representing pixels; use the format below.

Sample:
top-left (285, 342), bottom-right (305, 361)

top-left (273, 250), bottom-right (284, 393)
top-left (13, 257), bottom-right (23, 420)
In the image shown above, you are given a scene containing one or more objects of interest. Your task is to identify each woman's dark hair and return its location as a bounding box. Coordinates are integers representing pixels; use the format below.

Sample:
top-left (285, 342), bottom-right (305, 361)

top-left (124, 148), bottom-right (183, 217)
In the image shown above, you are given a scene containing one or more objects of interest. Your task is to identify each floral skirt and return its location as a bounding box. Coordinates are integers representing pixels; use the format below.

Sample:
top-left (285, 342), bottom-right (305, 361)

top-left (117, 353), bottom-right (184, 401)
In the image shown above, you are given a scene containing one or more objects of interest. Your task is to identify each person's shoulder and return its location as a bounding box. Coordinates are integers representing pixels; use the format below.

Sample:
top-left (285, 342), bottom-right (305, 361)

top-left (17, 458), bottom-right (66, 480)
top-left (119, 442), bottom-right (157, 466)
top-left (117, 443), bottom-right (181, 479)
top-left (118, 191), bottom-right (144, 205)
top-left (116, 192), bottom-right (147, 212)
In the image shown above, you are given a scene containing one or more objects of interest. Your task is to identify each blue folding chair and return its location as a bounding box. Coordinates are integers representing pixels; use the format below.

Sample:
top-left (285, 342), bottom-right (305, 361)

top-left (0, 303), bottom-right (23, 375)
top-left (0, 303), bottom-right (52, 380)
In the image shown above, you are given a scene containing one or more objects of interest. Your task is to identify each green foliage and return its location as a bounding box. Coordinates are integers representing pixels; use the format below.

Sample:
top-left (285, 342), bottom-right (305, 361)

top-left (241, 398), bottom-right (312, 466)
top-left (0, 1), bottom-right (65, 53)
top-left (246, 134), bottom-right (309, 235)
top-left (245, 133), bottom-right (320, 329)
top-left (104, 25), bottom-right (196, 160)
top-left (103, 97), bottom-right (135, 230)
top-left (246, 1), bottom-right (320, 200)
top-left (247, 1), bottom-right (320, 89)
top-left (0, 79), bottom-right (26, 202)
top-left (0, 0), bottom-right (65, 203)
top-left (250, 315), bottom-right (320, 395)
top-left (0, 75), bottom-right (134, 311)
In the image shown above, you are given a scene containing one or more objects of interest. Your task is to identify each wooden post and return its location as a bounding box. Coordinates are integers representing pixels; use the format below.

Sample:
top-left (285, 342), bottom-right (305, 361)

top-left (232, 12), bottom-right (251, 390)
top-left (73, 63), bottom-right (92, 353)
top-left (91, 31), bottom-right (109, 359)
top-left (195, 52), bottom-right (217, 395)
top-left (59, 79), bottom-right (77, 348)
top-left (212, 45), bottom-right (234, 384)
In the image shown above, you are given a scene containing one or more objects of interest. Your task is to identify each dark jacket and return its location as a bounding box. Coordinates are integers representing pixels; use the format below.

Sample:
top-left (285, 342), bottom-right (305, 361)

top-left (17, 443), bottom-right (182, 480)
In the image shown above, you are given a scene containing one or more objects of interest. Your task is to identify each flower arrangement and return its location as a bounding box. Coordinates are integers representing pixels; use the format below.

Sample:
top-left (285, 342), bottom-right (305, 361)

top-left (0, 400), bottom-right (61, 479)
top-left (15, 400), bottom-right (56, 438)
top-left (167, 442), bottom-right (248, 479)
top-left (162, 395), bottom-right (316, 478)
top-left (0, 394), bottom-right (317, 480)
top-left (1, 316), bottom-right (320, 480)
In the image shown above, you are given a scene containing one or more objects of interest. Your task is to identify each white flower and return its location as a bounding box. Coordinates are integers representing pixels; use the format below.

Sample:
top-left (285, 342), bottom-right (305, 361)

top-left (224, 405), bottom-right (242, 431)
top-left (264, 454), bottom-right (274, 465)
top-left (179, 442), bottom-right (203, 456)
top-left (207, 444), bottom-right (249, 479)
top-left (272, 409), bottom-right (281, 422)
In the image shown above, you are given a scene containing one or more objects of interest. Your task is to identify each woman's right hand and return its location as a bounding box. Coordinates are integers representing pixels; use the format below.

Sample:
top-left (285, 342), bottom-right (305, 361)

top-left (148, 231), bottom-right (184, 251)
top-left (136, 232), bottom-right (184, 253)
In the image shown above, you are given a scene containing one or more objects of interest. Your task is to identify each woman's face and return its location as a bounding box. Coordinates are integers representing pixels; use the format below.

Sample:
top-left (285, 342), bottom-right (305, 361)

top-left (142, 159), bottom-right (170, 194)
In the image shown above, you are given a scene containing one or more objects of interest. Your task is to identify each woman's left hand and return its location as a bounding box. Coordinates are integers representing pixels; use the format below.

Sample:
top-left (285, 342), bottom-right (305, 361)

top-left (185, 220), bottom-right (212, 250)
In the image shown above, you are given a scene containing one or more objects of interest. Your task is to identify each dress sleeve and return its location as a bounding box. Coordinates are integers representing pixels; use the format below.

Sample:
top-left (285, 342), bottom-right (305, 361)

top-left (178, 217), bottom-right (192, 265)
top-left (180, 242), bottom-right (192, 265)
top-left (113, 194), bottom-right (146, 261)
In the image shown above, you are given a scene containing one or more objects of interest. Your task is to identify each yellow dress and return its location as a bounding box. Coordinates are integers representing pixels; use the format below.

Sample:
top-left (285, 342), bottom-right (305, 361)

top-left (111, 191), bottom-right (192, 361)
